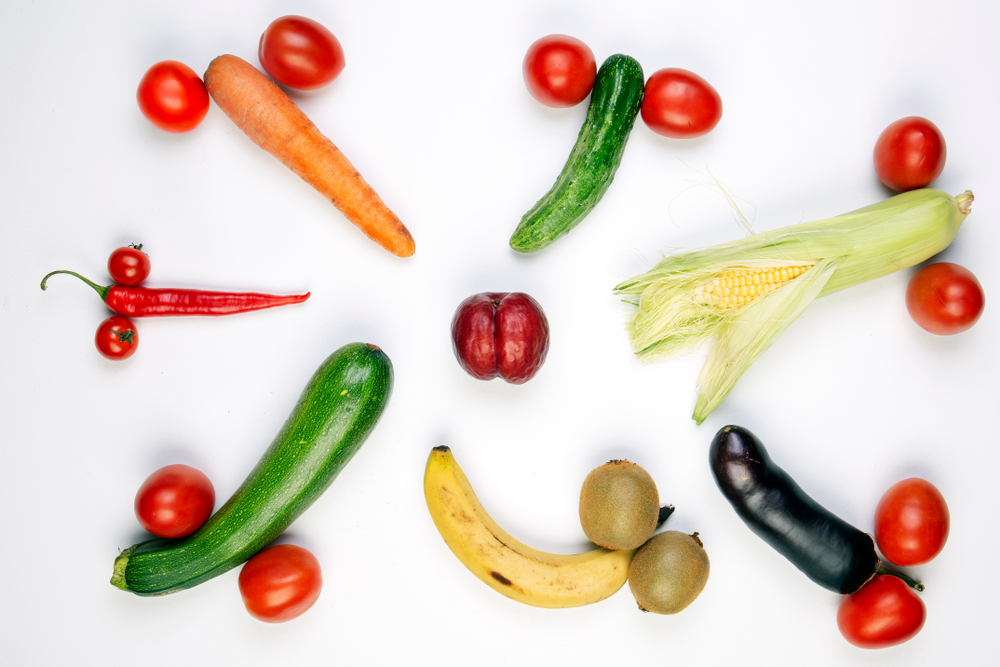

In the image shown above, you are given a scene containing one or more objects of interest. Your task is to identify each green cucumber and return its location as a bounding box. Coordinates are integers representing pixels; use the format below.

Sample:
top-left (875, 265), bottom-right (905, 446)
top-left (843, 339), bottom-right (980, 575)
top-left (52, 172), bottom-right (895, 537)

top-left (111, 342), bottom-right (393, 596)
top-left (510, 54), bottom-right (644, 253)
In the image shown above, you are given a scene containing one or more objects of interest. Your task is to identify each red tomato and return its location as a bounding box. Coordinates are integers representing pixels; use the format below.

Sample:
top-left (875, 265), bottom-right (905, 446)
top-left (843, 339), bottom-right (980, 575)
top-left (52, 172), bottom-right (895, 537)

top-left (522, 34), bottom-right (596, 107)
top-left (95, 316), bottom-right (139, 360)
top-left (259, 16), bottom-right (345, 90)
top-left (873, 117), bottom-right (946, 191)
top-left (838, 575), bottom-right (926, 649)
top-left (640, 68), bottom-right (722, 138)
top-left (906, 263), bottom-right (984, 335)
top-left (137, 61), bottom-right (210, 133)
top-left (108, 244), bottom-right (150, 286)
top-left (875, 478), bottom-right (950, 567)
top-left (134, 464), bottom-right (215, 538)
top-left (239, 545), bottom-right (323, 622)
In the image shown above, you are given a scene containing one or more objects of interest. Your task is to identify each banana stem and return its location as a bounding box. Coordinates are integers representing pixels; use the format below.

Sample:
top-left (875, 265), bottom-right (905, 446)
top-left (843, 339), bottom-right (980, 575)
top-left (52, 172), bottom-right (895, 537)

top-left (657, 505), bottom-right (675, 526)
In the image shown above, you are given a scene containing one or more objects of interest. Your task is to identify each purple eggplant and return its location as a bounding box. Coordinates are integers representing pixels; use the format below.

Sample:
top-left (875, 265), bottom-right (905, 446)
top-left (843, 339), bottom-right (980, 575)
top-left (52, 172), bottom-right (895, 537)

top-left (709, 425), bottom-right (921, 594)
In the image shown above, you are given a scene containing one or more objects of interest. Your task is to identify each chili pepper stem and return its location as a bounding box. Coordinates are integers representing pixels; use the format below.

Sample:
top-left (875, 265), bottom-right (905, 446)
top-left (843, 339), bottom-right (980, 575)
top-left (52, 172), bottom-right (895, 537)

top-left (40, 270), bottom-right (109, 301)
top-left (877, 563), bottom-right (925, 592)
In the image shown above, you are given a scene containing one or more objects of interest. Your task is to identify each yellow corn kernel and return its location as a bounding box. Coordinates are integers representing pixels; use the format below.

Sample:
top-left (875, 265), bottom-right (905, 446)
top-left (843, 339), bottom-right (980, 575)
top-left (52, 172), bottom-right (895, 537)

top-left (700, 265), bottom-right (813, 309)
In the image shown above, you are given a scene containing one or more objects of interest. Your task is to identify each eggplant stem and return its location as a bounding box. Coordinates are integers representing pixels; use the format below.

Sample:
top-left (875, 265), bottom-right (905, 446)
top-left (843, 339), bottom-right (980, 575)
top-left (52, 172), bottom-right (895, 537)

top-left (877, 564), bottom-right (925, 592)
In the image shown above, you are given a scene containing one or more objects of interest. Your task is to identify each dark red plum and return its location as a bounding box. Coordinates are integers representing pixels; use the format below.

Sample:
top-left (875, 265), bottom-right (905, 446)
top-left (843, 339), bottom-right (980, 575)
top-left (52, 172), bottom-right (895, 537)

top-left (451, 292), bottom-right (550, 384)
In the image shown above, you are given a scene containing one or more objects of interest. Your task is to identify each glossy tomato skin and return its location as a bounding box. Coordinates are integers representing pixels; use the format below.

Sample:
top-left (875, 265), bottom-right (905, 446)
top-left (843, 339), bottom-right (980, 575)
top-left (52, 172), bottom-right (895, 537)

top-left (906, 263), bottom-right (984, 335)
top-left (107, 245), bottom-right (150, 286)
top-left (874, 117), bottom-right (946, 191)
top-left (640, 68), bottom-right (722, 138)
top-left (259, 16), bottom-right (345, 90)
top-left (522, 34), bottom-right (597, 107)
top-left (875, 478), bottom-right (950, 567)
top-left (136, 61), bottom-right (210, 133)
top-left (95, 316), bottom-right (139, 360)
top-left (838, 575), bottom-right (926, 649)
top-left (134, 464), bottom-right (215, 538)
top-left (239, 545), bottom-right (323, 623)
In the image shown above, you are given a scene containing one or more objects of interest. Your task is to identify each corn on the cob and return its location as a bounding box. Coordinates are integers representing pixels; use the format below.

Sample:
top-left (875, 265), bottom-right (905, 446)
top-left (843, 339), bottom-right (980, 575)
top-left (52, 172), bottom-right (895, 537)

top-left (614, 188), bottom-right (974, 424)
top-left (696, 265), bottom-right (812, 308)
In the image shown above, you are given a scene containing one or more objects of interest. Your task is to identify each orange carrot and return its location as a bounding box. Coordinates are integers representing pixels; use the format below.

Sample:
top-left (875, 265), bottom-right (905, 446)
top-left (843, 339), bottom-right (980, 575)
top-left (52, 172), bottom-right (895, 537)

top-left (204, 54), bottom-right (415, 257)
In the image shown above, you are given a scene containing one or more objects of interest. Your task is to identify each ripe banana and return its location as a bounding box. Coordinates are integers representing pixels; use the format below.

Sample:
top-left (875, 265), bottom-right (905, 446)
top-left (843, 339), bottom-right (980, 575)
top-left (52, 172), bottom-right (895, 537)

top-left (424, 445), bottom-right (635, 608)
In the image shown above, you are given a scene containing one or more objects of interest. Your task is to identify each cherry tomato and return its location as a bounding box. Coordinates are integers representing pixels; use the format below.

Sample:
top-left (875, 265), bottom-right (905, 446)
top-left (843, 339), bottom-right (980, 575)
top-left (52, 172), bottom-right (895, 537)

top-left (259, 16), bottom-right (345, 90)
top-left (107, 244), bottom-right (150, 286)
top-left (640, 68), bottom-right (722, 138)
top-left (239, 545), bottom-right (323, 622)
top-left (95, 316), bottom-right (139, 361)
top-left (522, 34), bottom-right (596, 107)
top-left (875, 478), bottom-right (950, 567)
top-left (906, 263), bottom-right (984, 335)
top-left (838, 575), bottom-right (926, 649)
top-left (136, 61), bottom-right (210, 133)
top-left (134, 464), bottom-right (215, 538)
top-left (873, 117), bottom-right (946, 191)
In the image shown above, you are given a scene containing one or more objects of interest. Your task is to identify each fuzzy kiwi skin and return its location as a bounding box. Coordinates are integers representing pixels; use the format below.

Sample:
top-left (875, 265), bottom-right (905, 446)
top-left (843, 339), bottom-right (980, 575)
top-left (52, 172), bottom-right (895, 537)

top-left (579, 460), bottom-right (659, 550)
top-left (628, 531), bottom-right (710, 614)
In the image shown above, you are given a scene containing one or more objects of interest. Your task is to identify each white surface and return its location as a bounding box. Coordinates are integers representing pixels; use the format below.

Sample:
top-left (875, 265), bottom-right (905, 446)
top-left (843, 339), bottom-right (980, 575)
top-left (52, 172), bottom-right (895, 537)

top-left (1, 0), bottom-right (997, 664)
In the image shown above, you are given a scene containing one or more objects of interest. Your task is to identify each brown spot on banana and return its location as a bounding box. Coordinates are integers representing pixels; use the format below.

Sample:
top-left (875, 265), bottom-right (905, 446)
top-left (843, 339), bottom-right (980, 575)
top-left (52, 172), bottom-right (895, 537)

top-left (491, 571), bottom-right (513, 586)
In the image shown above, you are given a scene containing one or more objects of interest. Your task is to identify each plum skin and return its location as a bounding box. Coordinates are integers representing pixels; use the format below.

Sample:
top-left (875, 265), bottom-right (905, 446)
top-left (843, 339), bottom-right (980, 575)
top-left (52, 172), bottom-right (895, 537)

top-left (451, 292), bottom-right (550, 384)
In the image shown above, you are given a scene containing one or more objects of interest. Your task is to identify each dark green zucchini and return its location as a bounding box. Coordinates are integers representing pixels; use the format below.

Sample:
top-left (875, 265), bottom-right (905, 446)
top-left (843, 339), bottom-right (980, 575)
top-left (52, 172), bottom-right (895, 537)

top-left (509, 54), bottom-right (644, 253)
top-left (111, 342), bottom-right (393, 596)
top-left (709, 425), bottom-right (922, 594)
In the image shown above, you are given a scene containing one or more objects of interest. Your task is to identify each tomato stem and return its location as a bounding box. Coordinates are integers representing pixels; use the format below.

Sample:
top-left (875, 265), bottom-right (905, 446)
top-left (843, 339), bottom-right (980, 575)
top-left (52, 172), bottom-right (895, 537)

top-left (40, 270), bottom-right (109, 301)
top-left (877, 564), bottom-right (925, 592)
top-left (116, 329), bottom-right (137, 345)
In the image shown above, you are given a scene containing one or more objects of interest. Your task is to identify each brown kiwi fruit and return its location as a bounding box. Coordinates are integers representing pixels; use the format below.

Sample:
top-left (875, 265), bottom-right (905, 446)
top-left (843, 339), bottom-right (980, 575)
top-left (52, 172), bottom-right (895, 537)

top-left (579, 460), bottom-right (659, 550)
top-left (628, 531), bottom-right (710, 614)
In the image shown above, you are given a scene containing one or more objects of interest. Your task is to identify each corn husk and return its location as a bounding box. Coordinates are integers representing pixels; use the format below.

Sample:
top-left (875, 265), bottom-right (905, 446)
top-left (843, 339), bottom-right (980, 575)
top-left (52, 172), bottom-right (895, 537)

top-left (615, 188), bottom-right (974, 424)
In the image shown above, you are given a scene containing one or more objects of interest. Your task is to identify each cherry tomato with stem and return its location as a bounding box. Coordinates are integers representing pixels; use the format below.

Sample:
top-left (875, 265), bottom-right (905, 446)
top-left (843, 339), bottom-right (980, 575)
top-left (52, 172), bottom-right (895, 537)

top-left (873, 116), bottom-right (946, 191)
top-left (137, 61), bottom-right (210, 133)
top-left (259, 16), bottom-right (345, 90)
top-left (875, 478), bottom-right (950, 567)
top-left (522, 34), bottom-right (596, 107)
top-left (838, 575), bottom-right (926, 649)
top-left (108, 243), bottom-right (150, 286)
top-left (134, 464), bottom-right (215, 538)
top-left (640, 68), bottom-right (722, 138)
top-left (95, 316), bottom-right (139, 360)
top-left (239, 544), bottom-right (323, 622)
top-left (906, 263), bottom-right (984, 335)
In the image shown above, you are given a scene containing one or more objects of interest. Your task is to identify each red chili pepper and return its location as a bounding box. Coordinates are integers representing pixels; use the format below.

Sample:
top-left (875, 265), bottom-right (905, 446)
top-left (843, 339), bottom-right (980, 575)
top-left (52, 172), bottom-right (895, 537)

top-left (41, 270), bottom-right (309, 316)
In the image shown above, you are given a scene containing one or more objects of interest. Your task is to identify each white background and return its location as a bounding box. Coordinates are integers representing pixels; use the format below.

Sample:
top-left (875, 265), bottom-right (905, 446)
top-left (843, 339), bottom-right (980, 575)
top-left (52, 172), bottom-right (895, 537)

top-left (1, 0), bottom-right (997, 664)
